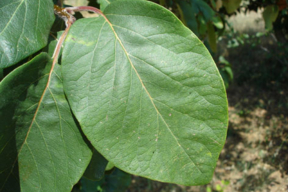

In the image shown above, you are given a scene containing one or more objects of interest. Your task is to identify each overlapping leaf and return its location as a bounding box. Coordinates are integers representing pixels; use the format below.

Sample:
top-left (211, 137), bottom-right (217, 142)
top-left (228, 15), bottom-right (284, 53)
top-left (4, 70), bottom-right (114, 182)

top-left (97, 0), bottom-right (145, 11)
top-left (0, 0), bottom-right (54, 68)
top-left (62, 0), bottom-right (228, 186)
top-left (177, 0), bottom-right (216, 36)
top-left (83, 148), bottom-right (108, 181)
top-left (0, 53), bottom-right (92, 191)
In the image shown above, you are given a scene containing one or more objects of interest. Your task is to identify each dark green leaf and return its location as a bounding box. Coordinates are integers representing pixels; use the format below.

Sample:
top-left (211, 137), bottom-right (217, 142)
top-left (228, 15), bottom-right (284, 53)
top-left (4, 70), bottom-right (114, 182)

top-left (177, 0), bottom-right (199, 35)
top-left (222, 0), bottom-right (241, 14)
top-left (105, 162), bottom-right (115, 171)
top-left (0, 53), bottom-right (92, 191)
top-left (207, 22), bottom-right (217, 53)
top-left (62, 0), bottom-right (228, 186)
top-left (263, 5), bottom-right (279, 31)
top-left (81, 168), bottom-right (131, 192)
top-left (177, 0), bottom-right (215, 35)
top-left (0, 69), bottom-right (3, 81)
top-left (0, 0), bottom-right (55, 68)
top-left (84, 148), bottom-right (108, 181)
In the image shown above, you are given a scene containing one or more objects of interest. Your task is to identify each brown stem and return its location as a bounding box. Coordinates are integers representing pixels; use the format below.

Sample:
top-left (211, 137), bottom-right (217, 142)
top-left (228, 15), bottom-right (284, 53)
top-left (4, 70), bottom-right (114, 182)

top-left (65, 6), bottom-right (104, 17)
top-left (30, 10), bottom-right (74, 128)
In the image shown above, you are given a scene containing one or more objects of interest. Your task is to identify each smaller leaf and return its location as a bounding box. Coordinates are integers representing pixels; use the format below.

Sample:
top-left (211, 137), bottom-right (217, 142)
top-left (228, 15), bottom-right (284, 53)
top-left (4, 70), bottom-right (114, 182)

top-left (81, 169), bottom-right (131, 192)
top-left (97, 0), bottom-right (111, 11)
top-left (0, 69), bottom-right (3, 81)
top-left (207, 22), bottom-right (217, 53)
top-left (98, 0), bottom-right (146, 11)
top-left (216, 0), bottom-right (223, 11)
top-left (48, 31), bottom-right (64, 57)
top-left (198, 14), bottom-right (208, 36)
top-left (176, 3), bottom-right (187, 26)
top-left (177, 0), bottom-right (199, 35)
top-left (105, 162), bottom-right (115, 171)
top-left (263, 5), bottom-right (279, 31)
top-left (83, 148), bottom-right (108, 181)
top-left (211, 16), bottom-right (224, 29)
top-left (210, 0), bottom-right (216, 9)
top-left (0, 53), bottom-right (92, 191)
top-left (222, 0), bottom-right (242, 14)
top-left (0, 0), bottom-right (55, 68)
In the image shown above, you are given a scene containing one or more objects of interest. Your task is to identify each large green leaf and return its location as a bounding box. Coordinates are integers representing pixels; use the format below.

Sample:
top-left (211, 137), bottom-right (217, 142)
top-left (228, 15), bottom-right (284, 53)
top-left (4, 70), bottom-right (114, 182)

top-left (0, 0), bottom-right (55, 68)
top-left (0, 53), bottom-right (92, 191)
top-left (62, 0), bottom-right (228, 186)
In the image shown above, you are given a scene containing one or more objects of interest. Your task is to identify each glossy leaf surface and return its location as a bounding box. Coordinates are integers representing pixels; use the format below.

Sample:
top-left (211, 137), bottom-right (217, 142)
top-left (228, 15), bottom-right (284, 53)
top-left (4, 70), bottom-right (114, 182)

top-left (0, 53), bottom-right (92, 191)
top-left (0, 0), bottom-right (54, 68)
top-left (62, 0), bottom-right (228, 186)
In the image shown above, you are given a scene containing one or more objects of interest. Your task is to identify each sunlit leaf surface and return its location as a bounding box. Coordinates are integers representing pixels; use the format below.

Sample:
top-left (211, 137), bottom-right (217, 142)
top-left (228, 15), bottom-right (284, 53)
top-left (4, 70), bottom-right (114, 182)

top-left (0, 0), bottom-right (54, 68)
top-left (62, 0), bottom-right (228, 186)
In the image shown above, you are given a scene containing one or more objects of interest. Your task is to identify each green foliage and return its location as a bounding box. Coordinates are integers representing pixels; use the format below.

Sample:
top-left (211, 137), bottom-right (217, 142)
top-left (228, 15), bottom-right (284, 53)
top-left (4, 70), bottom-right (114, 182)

top-left (218, 56), bottom-right (233, 88)
top-left (0, 0), bottom-right (55, 68)
top-left (62, 0), bottom-right (228, 185)
top-left (263, 5), bottom-right (279, 31)
top-left (80, 168), bottom-right (131, 192)
top-left (83, 149), bottom-right (108, 181)
top-left (0, 0), bottom-right (229, 191)
top-left (222, 0), bottom-right (242, 14)
top-left (0, 53), bottom-right (92, 191)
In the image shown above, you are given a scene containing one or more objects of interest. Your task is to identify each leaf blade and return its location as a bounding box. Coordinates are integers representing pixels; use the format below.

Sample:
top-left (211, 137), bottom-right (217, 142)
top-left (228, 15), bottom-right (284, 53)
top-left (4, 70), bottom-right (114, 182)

top-left (0, 0), bottom-right (55, 68)
top-left (62, 0), bottom-right (228, 186)
top-left (0, 53), bottom-right (92, 191)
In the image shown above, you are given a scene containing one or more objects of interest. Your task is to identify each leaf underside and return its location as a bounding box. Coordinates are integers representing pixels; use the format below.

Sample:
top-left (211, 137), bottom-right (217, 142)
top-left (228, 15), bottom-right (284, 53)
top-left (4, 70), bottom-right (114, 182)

top-left (62, 0), bottom-right (228, 186)
top-left (0, 0), bottom-right (54, 68)
top-left (0, 53), bottom-right (92, 191)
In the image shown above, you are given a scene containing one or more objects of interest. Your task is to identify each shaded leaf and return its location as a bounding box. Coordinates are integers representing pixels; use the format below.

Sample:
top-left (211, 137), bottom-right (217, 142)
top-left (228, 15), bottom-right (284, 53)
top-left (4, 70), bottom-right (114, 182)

top-left (177, 0), bottom-right (199, 35)
top-left (207, 22), bottom-right (217, 53)
top-left (177, 0), bottom-right (216, 35)
top-left (198, 14), bottom-right (208, 36)
top-left (0, 69), bottom-right (3, 81)
top-left (263, 5), bottom-right (279, 31)
top-left (84, 148), bottom-right (108, 181)
top-left (105, 162), bottom-right (115, 171)
top-left (211, 16), bottom-right (223, 29)
top-left (81, 168), bottom-right (131, 192)
top-left (0, 53), bottom-right (92, 191)
top-left (0, 0), bottom-right (55, 68)
top-left (62, 0), bottom-right (228, 186)
top-left (222, 0), bottom-right (241, 14)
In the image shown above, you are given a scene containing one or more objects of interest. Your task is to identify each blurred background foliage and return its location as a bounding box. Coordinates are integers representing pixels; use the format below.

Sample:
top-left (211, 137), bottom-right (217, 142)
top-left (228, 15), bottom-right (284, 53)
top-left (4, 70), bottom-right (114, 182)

top-left (52, 0), bottom-right (288, 191)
